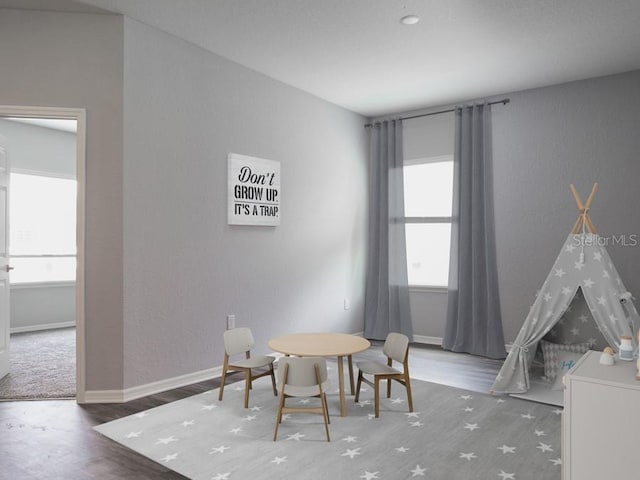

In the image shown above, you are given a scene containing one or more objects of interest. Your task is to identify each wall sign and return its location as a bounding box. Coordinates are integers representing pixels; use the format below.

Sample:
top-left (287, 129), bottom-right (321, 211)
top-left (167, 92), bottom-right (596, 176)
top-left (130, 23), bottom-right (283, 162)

top-left (228, 153), bottom-right (280, 226)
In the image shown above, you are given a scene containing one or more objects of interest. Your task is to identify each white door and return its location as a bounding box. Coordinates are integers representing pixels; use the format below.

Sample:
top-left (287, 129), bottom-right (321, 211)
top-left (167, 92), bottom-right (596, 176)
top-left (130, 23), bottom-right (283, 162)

top-left (0, 138), bottom-right (9, 380)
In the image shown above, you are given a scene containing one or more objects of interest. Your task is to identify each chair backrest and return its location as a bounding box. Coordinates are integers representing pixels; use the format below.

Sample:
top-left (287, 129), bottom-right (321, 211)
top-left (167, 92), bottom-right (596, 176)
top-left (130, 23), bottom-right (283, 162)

top-left (277, 356), bottom-right (327, 391)
top-left (383, 332), bottom-right (409, 364)
top-left (223, 327), bottom-right (255, 356)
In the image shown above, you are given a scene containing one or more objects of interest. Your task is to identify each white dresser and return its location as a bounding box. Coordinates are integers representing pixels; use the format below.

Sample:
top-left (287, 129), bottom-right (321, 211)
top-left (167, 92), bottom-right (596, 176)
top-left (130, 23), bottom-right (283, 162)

top-left (563, 350), bottom-right (640, 479)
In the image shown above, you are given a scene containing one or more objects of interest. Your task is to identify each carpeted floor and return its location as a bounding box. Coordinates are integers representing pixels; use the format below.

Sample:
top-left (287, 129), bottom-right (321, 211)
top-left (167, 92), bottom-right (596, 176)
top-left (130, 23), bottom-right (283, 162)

top-left (95, 370), bottom-right (561, 480)
top-left (0, 327), bottom-right (76, 400)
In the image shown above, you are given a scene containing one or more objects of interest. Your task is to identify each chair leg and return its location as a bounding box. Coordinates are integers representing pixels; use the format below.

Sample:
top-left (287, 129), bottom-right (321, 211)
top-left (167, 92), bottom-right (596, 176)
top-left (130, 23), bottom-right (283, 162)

top-left (355, 371), bottom-right (363, 403)
top-left (374, 376), bottom-right (381, 418)
top-left (387, 377), bottom-right (392, 398)
top-left (405, 374), bottom-right (414, 412)
top-left (244, 370), bottom-right (251, 408)
top-left (273, 391), bottom-right (286, 441)
top-left (323, 393), bottom-right (331, 424)
top-left (218, 356), bottom-right (229, 401)
top-left (321, 393), bottom-right (331, 442)
top-left (269, 364), bottom-right (278, 396)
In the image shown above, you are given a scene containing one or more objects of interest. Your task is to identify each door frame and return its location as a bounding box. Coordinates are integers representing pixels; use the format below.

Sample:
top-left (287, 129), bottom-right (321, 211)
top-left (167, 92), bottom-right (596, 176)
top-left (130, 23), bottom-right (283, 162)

top-left (0, 105), bottom-right (86, 403)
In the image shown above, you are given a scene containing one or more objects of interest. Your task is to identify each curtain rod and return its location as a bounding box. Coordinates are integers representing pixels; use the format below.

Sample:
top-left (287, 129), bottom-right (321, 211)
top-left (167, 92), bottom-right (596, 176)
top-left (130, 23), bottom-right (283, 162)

top-left (364, 98), bottom-right (510, 128)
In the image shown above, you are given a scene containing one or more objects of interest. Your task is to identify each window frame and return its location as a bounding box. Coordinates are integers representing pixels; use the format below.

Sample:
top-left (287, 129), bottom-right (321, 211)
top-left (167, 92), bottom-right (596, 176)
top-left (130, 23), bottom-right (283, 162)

top-left (9, 168), bottom-right (77, 286)
top-left (402, 154), bottom-right (453, 289)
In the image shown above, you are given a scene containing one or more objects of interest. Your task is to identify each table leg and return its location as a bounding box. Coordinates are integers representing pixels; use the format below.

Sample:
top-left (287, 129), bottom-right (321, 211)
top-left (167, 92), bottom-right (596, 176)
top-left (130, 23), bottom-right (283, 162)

top-left (348, 355), bottom-right (355, 395)
top-left (337, 355), bottom-right (346, 417)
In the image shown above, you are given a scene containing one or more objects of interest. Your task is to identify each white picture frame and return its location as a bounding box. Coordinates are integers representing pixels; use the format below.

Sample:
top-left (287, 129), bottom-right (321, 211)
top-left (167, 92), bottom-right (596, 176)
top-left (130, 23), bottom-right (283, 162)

top-left (228, 153), bottom-right (280, 226)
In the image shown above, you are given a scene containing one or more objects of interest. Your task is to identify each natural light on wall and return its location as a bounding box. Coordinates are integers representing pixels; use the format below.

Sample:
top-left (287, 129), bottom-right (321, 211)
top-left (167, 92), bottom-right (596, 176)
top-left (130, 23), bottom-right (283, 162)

top-left (10, 172), bottom-right (77, 284)
top-left (403, 159), bottom-right (453, 286)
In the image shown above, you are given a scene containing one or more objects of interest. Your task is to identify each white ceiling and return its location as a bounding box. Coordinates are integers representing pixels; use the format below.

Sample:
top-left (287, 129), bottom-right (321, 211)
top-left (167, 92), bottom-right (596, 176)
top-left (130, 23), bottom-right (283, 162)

top-left (4, 0), bottom-right (640, 117)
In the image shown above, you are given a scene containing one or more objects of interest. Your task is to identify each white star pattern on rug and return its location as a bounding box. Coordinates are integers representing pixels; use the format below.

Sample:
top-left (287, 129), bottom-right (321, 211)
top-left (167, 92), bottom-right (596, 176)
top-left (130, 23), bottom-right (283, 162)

top-left (94, 378), bottom-right (562, 480)
top-left (160, 452), bottom-right (178, 462)
top-left (410, 464), bottom-right (427, 476)
top-left (209, 445), bottom-right (230, 454)
top-left (341, 448), bottom-right (361, 459)
top-left (459, 452), bottom-right (477, 460)
top-left (498, 470), bottom-right (516, 479)
top-left (211, 473), bottom-right (230, 480)
top-left (360, 471), bottom-right (379, 480)
top-left (536, 442), bottom-right (553, 453)
top-left (549, 458), bottom-right (562, 466)
top-left (497, 445), bottom-right (516, 454)
top-left (156, 436), bottom-right (178, 445)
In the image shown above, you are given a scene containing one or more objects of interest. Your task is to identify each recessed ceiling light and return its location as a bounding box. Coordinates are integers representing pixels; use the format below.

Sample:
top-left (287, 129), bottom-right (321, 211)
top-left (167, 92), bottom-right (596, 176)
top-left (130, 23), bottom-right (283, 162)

top-left (400, 15), bottom-right (420, 25)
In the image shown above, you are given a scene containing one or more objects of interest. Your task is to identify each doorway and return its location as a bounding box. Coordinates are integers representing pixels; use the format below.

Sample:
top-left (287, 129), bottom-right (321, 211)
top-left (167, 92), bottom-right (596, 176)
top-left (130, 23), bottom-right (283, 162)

top-left (0, 106), bottom-right (86, 402)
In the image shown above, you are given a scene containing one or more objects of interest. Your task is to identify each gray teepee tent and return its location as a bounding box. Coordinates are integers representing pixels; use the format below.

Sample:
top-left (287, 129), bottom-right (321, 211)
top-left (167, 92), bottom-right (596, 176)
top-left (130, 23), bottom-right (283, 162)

top-left (491, 184), bottom-right (640, 394)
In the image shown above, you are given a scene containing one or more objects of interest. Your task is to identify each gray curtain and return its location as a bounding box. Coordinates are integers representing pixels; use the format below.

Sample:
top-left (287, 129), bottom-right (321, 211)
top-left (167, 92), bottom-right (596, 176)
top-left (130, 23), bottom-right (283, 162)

top-left (443, 104), bottom-right (506, 359)
top-left (364, 119), bottom-right (413, 340)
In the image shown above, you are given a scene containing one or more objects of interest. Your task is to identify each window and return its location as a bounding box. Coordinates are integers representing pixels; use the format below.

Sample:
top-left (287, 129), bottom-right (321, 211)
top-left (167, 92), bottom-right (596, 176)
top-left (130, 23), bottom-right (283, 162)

top-left (9, 172), bottom-right (77, 284)
top-left (403, 156), bottom-right (454, 287)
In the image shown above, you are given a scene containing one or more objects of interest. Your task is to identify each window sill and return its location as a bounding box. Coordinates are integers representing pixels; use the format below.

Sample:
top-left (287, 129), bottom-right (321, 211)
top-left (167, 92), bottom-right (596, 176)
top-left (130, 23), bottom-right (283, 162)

top-left (409, 285), bottom-right (448, 294)
top-left (10, 281), bottom-right (76, 289)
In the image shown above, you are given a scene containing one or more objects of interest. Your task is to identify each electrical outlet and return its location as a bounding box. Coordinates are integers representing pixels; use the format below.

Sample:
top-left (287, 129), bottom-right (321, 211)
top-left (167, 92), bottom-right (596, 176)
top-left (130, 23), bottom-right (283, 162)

top-left (227, 315), bottom-right (236, 329)
top-left (344, 298), bottom-right (350, 310)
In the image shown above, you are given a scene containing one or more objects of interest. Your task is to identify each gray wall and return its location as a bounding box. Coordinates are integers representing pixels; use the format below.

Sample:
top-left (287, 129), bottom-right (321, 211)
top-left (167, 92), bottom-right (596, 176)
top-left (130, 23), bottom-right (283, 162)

top-left (1, 9), bottom-right (367, 392)
top-left (491, 70), bottom-right (640, 341)
top-left (121, 19), bottom-right (368, 387)
top-left (399, 70), bottom-right (640, 344)
top-left (0, 9), bottom-right (125, 390)
top-left (0, 119), bottom-right (77, 332)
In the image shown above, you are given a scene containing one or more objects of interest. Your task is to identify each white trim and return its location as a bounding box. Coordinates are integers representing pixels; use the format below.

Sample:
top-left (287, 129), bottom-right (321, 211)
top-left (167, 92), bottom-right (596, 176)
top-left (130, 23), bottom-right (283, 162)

top-left (412, 335), bottom-right (443, 345)
top-left (11, 167), bottom-right (76, 180)
top-left (404, 154), bottom-right (453, 166)
top-left (0, 105), bottom-right (87, 404)
top-left (83, 366), bottom-right (224, 404)
top-left (10, 281), bottom-right (75, 289)
top-left (10, 321), bottom-right (75, 334)
top-left (409, 285), bottom-right (448, 294)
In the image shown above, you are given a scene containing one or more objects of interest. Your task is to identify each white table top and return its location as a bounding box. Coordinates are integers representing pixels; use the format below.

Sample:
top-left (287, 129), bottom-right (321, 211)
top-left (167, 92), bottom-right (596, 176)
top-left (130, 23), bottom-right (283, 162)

top-left (268, 332), bottom-right (371, 357)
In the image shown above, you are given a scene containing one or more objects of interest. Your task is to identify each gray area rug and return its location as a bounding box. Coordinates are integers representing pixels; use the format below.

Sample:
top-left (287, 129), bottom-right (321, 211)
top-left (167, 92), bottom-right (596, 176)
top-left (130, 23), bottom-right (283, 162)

top-left (0, 328), bottom-right (75, 400)
top-left (95, 370), bottom-right (561, 479)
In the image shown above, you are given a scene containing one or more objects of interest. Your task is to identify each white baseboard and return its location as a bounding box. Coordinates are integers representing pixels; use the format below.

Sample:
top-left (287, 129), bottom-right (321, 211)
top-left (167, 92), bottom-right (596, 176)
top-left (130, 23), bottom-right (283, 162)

top-left (82, 366), bottom-right (224, 404)
top-left (10, 321), bottom-right (75, 334)
top-left (412, 335), bottom-right (443, 345)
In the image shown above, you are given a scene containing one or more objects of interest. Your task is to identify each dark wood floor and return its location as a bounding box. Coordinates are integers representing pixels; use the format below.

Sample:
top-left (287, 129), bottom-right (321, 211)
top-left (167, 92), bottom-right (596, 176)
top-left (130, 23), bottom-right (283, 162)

top-left (0, 343), bottom-right (503, 480)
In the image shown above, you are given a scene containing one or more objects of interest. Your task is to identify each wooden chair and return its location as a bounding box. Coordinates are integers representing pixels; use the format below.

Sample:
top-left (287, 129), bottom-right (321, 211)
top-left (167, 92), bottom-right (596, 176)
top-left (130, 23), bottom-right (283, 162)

top-left (273, 356), bottom-right (331, 442)
top-left (355, 332), bottom-right (413, 418)
top-left (218, 327), bottom-right (277, 408)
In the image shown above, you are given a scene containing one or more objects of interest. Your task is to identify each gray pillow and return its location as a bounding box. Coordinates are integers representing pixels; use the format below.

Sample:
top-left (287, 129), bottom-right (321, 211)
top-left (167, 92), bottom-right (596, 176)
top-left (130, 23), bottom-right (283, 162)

top-left (551, 351), bottom-right (584, 390)
top-left (540, 340), bottom-right (591, 381)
